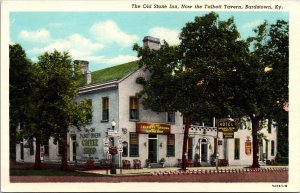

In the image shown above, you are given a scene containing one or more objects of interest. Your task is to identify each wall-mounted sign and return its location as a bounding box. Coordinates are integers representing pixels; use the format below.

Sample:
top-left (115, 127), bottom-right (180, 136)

top-left (245, 137), bottom-right (252, 155)
top-left (136, 122), bottom-right (171, 134)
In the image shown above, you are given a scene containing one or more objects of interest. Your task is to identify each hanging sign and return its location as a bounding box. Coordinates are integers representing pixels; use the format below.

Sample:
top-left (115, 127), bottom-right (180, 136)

top-left (136, 122), bottom-right (171, 134)
top-left (217, 119), bottom-right (239, 139)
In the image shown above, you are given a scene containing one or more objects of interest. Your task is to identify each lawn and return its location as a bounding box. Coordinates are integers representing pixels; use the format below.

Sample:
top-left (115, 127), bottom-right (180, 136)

top-left (10, 169), bottom-right (106, 177)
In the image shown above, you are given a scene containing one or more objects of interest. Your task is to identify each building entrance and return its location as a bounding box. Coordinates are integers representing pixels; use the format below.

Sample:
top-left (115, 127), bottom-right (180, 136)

top-left (70, 135), bottom-right (76, 161)
top-left (201, 139), bottom-right (208, 162)
top-left (148, 134), bottom-right (158, 163)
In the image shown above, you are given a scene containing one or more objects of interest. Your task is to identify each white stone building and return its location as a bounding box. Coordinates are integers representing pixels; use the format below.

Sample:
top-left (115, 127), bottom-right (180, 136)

top-left (15, 36), bottom-right (278, 168)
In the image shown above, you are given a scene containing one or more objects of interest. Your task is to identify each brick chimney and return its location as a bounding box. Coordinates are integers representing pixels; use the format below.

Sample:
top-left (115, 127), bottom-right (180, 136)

top-left (143, 36), bottom-right (161, 50)
top-left (74, 60), bottom-right (92, 85)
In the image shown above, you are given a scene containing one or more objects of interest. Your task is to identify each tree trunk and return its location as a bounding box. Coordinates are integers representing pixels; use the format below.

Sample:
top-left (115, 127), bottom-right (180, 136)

top-left (61, 132), bottom-right (68, 171)
top-left (34, 133), bottom-right (41, 169)
top-left (250, 116), bottom-right (260, 168)
top-left (181, 113), bottom-right (191, 171)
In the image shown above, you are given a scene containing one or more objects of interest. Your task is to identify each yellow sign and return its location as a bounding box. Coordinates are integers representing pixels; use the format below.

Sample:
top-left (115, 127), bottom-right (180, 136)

top-left (217, 119), bottom-right (239, 138)
top-left (136, 122), bottom-right (171, 134)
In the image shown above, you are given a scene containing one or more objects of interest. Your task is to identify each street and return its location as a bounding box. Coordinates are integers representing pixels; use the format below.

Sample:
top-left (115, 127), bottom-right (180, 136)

top-left (10, 169), bottom-right (288, 183)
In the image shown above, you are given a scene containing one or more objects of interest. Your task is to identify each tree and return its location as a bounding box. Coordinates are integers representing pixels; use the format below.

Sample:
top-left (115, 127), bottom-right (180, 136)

top-left (9, 44), bottom-right (34, 163)
top-left (135, 12), bottom-right (288, 169)
top-left (31, 50), bottom-right (91, 170)
top-left (249, 20), bottom-right (289, 161)
top-left (134, 12), bottom-right (249, 170)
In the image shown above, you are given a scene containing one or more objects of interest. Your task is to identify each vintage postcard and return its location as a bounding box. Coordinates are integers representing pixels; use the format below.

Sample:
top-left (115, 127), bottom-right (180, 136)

top-left (1, 0), bottom-right (300, 192)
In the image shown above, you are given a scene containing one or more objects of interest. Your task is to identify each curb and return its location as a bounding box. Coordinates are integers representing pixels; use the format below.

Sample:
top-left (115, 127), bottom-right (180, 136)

top-left (152, 168), bottom-right (288, 176)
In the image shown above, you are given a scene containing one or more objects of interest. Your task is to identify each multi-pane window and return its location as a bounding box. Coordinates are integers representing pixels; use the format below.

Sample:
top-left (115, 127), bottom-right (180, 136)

top-left (44, 141), bottom-right (49, 156)
top-left (268, 119), bottom-right (272, 133)
top-left (102, 97), bottom-right (109, 121)
top-left (188, 137), bottom-right (193, 159)
top-left (58, 142), bottom-right (63, 156)
top-left (85, 99), bottom-right (93, 123)
top-left (167, 112), bottom-right (175, 123)
top-left (129, 97), bottom-right (139, 120)
top-left (129, 132), bottom-right (139, 156)
top-left (167, 134), bottom-right (175, 157)
top-left (29, 139), bottom-right (34, 155)
top-left (234, 138), bottom-right (240, 160)
top-left (271, 140), bottom-right (275, 156)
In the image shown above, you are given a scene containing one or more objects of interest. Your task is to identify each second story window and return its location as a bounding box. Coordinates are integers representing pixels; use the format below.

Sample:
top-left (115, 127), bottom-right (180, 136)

top-left (129, 97), bottom-right (139, 120)
top-left (268, 119), bottom-right (272, 134)
top-left (84, 99), bottom-right (93, 124)
top-left (167, 112), bottom-right (175, 123)
top-left (102, 97), bottom-right (109, 121)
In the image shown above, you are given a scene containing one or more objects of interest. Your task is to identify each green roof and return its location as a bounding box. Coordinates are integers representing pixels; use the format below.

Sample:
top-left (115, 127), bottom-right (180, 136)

top-left (78, 60), bottom-right (139, 87)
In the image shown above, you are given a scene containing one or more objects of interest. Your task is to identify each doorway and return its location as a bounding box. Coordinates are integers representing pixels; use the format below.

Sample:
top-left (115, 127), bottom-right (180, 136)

top-left (148, 134), bottom-right (158, 163)
top-left (70, 135), bottom-right (76, 161)
top-left (201, 139), bottom-right (208, 162)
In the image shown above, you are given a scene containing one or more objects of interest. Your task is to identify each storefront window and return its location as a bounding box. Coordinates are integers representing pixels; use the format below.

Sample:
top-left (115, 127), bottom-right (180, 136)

top-left (130, 132), bottom-right (139, 156)
top-left (167, 134), bottom-right (175, 157)
top-left (102, 97), bottom-right (109, 121)
top-left (129, 97), bottom-right (139, 120)
top-left (234, 138), bottom-right (240, 160)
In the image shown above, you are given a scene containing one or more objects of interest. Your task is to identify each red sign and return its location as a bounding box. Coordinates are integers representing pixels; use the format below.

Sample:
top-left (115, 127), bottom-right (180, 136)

top-left (136, 122), bottom-right (171, 134)
top-left (245, 140), bottom-right (252, 155)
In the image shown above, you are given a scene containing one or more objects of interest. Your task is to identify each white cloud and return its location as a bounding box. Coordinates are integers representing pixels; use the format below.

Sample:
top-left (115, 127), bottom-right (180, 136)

top-left (242, 19), bottom-right (264, 30)
top-left (28, 34), bottom-right (104, 59)
top-left (90, 20), bottom-right (139, 47)
top-left (148, 27), bottom-right (180, 45)
top-left (19, 28), bottom-right (51, 42)
top-left (80, 54), bottom-right (137, 65)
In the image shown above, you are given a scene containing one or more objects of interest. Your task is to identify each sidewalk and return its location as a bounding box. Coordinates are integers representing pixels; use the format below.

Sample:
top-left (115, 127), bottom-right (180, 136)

top-left (81, 165), bottom-right (289, 176)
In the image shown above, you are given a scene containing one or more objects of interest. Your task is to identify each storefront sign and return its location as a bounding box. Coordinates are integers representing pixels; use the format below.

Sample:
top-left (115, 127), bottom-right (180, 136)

top-left (223, 132), bottom-right (234, 138)
top-left (245, 137), bottom-right (252, 155)
top-left (217, 119), bottom-right (239, 139)
top-left (136, 122), bottom-right (171, 134)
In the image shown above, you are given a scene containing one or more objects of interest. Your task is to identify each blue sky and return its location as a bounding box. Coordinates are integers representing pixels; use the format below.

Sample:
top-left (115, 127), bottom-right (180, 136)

top-left (10, 11), bottom-right (288, 72)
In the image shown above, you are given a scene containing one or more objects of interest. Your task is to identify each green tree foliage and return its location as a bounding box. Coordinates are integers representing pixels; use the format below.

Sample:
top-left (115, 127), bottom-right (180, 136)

top-left (32, 50), bottom-right (91, 170)
top-left (249, 20), bottom-right (289, 159)
top-left (134, 12), bottom-right (288, 169)
top-left (9, 44), bottom-right (34, 161)
top-left (134, 12), bottom-right (249, 170)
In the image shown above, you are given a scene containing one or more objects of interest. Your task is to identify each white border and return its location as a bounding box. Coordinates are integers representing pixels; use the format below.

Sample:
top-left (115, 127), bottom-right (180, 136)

top-left (1, 0), bottom-right (300, 192)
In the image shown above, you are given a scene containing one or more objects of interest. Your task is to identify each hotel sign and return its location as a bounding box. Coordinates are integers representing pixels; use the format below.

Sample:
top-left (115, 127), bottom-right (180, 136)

top-left (217, 119), bottom-right (239, 139)
top-left (136, 122), bottom-right (171, 134)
